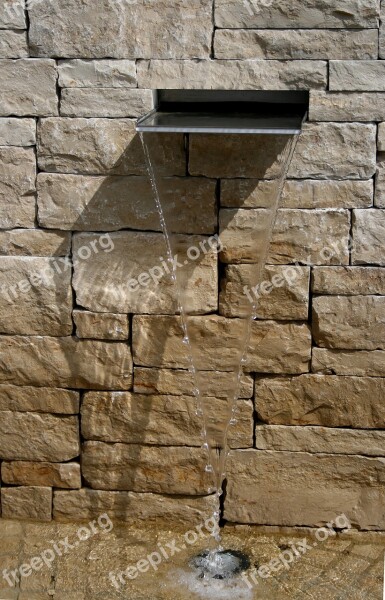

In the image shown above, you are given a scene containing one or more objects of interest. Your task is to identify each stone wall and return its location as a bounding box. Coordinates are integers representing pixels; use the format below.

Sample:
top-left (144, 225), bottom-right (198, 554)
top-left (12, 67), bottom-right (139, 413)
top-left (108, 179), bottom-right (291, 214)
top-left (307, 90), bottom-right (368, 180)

top-left (0, 0), bottom-right (385, 529)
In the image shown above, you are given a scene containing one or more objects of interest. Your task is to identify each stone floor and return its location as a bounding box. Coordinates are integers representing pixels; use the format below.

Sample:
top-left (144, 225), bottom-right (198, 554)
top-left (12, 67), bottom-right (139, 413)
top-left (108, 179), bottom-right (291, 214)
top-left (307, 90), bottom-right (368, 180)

top-left (0, 519), bottom-right (384, 599)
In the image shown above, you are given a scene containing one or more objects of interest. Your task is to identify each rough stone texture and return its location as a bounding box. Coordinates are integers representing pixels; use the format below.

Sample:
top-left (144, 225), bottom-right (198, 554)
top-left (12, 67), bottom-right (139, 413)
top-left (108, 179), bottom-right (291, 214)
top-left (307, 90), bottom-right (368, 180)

top-left (0, 117), bottom-right (36, 146)
top-left (133, 368), bottom-right (254, 399)
top-left (0, 146), bottom-right (36, 228)
top-left (219, 264), bottom-right (310, 319)
top-left (138, 60), bottom-right (328, 90)
top-left (313, 295), bottom-right (385, 350)
top-left (0, 30), bottom-right (28, 58)
top-left (255, 375), bottom-right (385, 427)
top-left (312, 267), bottom-right (385, 295)
top-left (2, 461), bottom-right (81, 488)
top-left (330, 61), bottom-right (385, 91)
top-left (215, 29), bottom-right (378, 60)
top-left (378, 123), bottom-right (385, 151)
top-left (352, 209), bottom-right (385, 265)
top-left (133, 315), bottom-right (311, 374)
top-left (82, 442), bottom-right (210, 494)
top-left (37, 174), bottom-right (216, 233)
top-left (0, 336), bottom-right (133, 389)
top-left (256, 425), bottom-right (385, 457)
top-left (60, 88), bottom-right (154, 118)
top-left (54, 488), bottom-right (218, 524)
top-left (0, 257), bottom-right (72, 335)
top-left (38, 118), bottom-right (185, 176)
top-left (0, 229), bottom-right (71, 255)
top-left (0, 384), bottom-right (79, 413)
top-left (0, 59), bottom-right (58, 116)
top-left (1, 487), bottom-right (52, 522)
top-left (288, 123), bottom-right (377, 179)
top-left (29, 0), bottom-right (212, 59)
top-left (312, 348), bottom-right (385, 377)
top-left (73, 311), bottom-right (129, 340)
top-left (0, 0), bottom-right (26, 28)
top-left (215, 0), bottom-right (380, 28)
top-left (310, 92), bottom-right (385, 122)
top-left (73, 232), bottom-right (218, 315)
top-left (0, 412), bottom-right (80, 461)
top-left (375, 159), bottom-right (385, 207)
top-left (225, 450), bottom-right (385, 529)
top-left (58, 59), bottom-right (137, 87)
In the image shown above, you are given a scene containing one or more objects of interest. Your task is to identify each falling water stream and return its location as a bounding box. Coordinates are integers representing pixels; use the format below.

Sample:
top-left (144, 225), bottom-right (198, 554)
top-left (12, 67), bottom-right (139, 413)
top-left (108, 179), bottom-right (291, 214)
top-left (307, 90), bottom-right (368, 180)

top-left (140, 132), bottom-right (299, 580)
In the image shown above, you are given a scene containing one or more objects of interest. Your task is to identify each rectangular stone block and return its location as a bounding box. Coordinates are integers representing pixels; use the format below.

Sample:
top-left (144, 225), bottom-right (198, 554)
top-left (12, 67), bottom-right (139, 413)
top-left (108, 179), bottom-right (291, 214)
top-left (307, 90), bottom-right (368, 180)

top-left (375, 160), bottom-right (385, 207)
top-left (289, 123), bottom-right (376, 179)
top-left (224, 450), bottom-right (385, 529)
top-left (312, 267), bottom-right (385, 295)
top-left (81, 392), bottom-right (253, 449)
top-left (60, 88), bottom-right (154, 118)
top-left (378, 123), bottom-right (385, 151)
top-left (73, 311), bottom-right (129, 340)
top-left (215, 29), bottom-right (378, 59)
top-left (0, 59), bottom-right (58, 116)
top-left (82, 441), bottom-right (210, 494)
top-left (0, 118), bottom-right (36, 146)
top-left (310, 92), bottom-right (385, 122)
top-left (37, 118), bottom-right (186, 176)
top-left (37, 174), bottom-right (216, 234)
top-left (313, 295), bottom-right (385, 350)
top-left (58, 59), bottom-right (137, 87)
top-left (133, 315), bottom-right (311, 374)
top-left (0, 336), bottom-right (133, 389)
top-left (0, 146), bottom-right (36, 228)
top-left (0, 412), bottom-right (80, 461)
top-left (352, 209), bottom-right (385, 265)
top-left (0, 385), bottom-right (79, 414)
top-left (29, 0), bottom-right (212, 58)
top-left (330, 61), bottom-right (385, 91)
top-left (1, 487), bottom-right (52, 522)
top-left (0, 0), bottom-right (26, 28)
top-left (2, 461), bottom-right (81, 488)
top-left (138, 60), bottom-right (327, 90)
top-left (312, 349), bottom-right (385, 377)
top-left (0, 30), bottom-right (28, 57)
top-left (0, 230), bottom-right (71, 256)
top-left (0, 257), bottom-right (72, 335)
top-left (72, 232), bottom-right (218, 315)
top-left (255, 375), bottom-right (385, 427)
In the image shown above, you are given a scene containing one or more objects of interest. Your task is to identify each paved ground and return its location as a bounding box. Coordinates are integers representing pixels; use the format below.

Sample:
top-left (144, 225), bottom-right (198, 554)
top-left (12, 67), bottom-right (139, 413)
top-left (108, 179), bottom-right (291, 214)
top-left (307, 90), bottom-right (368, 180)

top-left (0, 519), bottom-right (384, 599)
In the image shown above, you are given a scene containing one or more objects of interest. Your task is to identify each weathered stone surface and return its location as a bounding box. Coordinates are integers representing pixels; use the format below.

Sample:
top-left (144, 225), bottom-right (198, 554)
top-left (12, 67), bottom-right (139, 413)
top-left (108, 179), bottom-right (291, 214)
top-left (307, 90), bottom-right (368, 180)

top-left (0, 257), bottom-right (72, 335)
top-left (73, 232), bottom-right (218, 315)
top-left (255, 375), bottom-right (385, 427)
top-left (375, 160), bottom-right (385, 207)
top-left (225, 450), bottom-right (385, 529)
top-left (0, 59), bottom-right (58, 116)
top-left (352, 209), bottom-right (385, 265)
top-left (0, 118), bottom-right (35, 146)
top-left (138, 60), bottom-right (327, 90)
top-left (313, 296), bottom-right (385, 350)
top-left (289, 123), bottom-right (376, 179)
top-left (29, 0), bottom-right (212, 58)
top-left (58, 59), bottom-right (137, 87)
top-left (219, 264), bottom-right (310, 319)
top-left (61, 88), bottom-right (154, 118)
top-left (54, 488), bottom-right (217, 524)
top-left (312, 349), bottom-right (385, 377)
top-left (0, 0), bottom-right (26, 28)
top-left (82, 442), bottom-right (210, 494)
top-left (0, 30), bottom-right (28, 57)
top-left (312, 267), bottom-right (385, 295)
top-left (133, 315), bottom-right (311, 374)
top-left (310, 92), bottom-right (385, 122)
top-left (221, 178), bottom-right (373, 209)
top-left (330, 61), bottom-right (385, 91)
top-left (0, 336), bottom-right (133, 389)
top-left (38, 118), bottom-right (185, 176)
top-left (2, 461), bottom-right (81, 488)
top-left (134, 368), bottom-right (254, 399)
top-left (0, 384), bottom-right (79, 414)
top-left (215, 0), bottom-right (379, 28)
top-left (37, 174), bottom-right (216, 234)
top-left (0, 412), bottom-right (80, 461)
top-left (256, 425), bottom-right (385, 457)
top-left (1, 487), bottom-right (52, 522)
top-left (378, 123), bottom-right (385, 151)
top-left (215, 29), bottom-right (377, 60)
top-left (0, 230), bottom-right (71, 256)
top-left (73, 311), bottom-right (129, 340)
top-left (0, 146), bottom-right (36, 228)
top-left (219, 209), bottom-right (350, 265)
top-left (82, 392), bottom-right (253, 449)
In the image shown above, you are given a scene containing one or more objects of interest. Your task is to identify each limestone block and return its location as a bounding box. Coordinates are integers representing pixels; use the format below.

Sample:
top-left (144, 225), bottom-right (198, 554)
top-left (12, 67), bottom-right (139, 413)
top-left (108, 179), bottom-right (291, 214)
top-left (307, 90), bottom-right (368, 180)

top-left (0, 118), bottom-right (36, 146)
top-left (0, 30), bottom-right (28, 57)
top-left (330, 61), bottom-right (385, 91)
top-left (312, 348), bottom-right (385, 377)
top-left (0, 384), bottom-right (79, 413)
top-left (312, 267), bottom-right (385, 295)
top-left (2, 461), bottom-right (81, 488)
top-left (352, 209), bottom-right (385, 265)
top-left (375, 160), bottom-right (385, 207)
top-left (0, 146), bottom-right (36, 228)
top-left (378, 123), bottom-right (385, 151)
top-left (1, 487), bottom-right (52, 522)
top-left (310, 92), bottom-right (385, 122)
top-left (0, 230), bottom-right (71, 256)
top-left (0, 59), bottom-right (58, 116)
top-left (61, 88), bottom-right (154, 118)
top-left (58, 59), bottom-right (137, 87)
top-left (73, 311), bottom-right (129, 340)
top-left (0, 0), bottom-right (26, 28)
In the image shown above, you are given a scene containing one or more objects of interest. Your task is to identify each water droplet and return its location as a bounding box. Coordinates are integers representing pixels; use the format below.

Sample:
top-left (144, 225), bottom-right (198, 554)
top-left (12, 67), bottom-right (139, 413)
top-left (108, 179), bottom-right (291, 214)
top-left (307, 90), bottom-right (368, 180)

top-left (230, 418), bottom-right (237, 425)
top-left (205, 464), bottom-right (214, 473)
top-left (193, 387), bottom-right (200, 396)
top-left (195, 408), bottom-right (203, 417)
top-left (182, 336), bottom-right (189, 344)
top-left (202, 442), bottom-right (209, 451)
